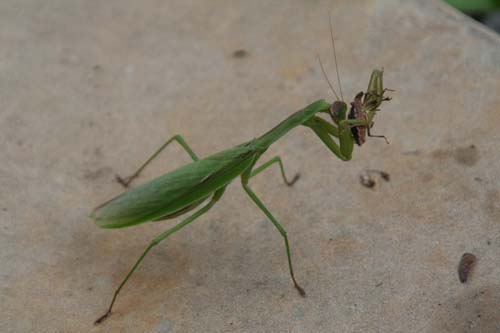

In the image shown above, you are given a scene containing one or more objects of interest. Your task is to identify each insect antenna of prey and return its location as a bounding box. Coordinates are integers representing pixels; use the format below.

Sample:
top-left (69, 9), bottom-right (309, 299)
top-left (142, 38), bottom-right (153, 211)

top-left (329, 13), bottom-right (344, 102)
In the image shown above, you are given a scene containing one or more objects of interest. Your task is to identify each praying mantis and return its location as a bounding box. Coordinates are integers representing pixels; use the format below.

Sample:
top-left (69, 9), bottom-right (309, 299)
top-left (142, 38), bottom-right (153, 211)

top-left (91, 20), bottom-right (391, 324)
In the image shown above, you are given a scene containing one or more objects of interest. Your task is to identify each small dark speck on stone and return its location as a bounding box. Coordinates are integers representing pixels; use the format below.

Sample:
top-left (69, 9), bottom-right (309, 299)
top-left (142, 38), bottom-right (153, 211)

top-left (232, 49), bottom-right (248, 58)
top-left (360, 177), bottom-right (376, 188)
top-left (458, 253), bottom-right (477, 283)
top-left (379, 171), bottom-right (390, 181)
top-left (94, 147), bottom-right (102, 157)
top-left (454, 144), bottom-right (479, 166)
top-left (360, 169), bottom-right (390, 189)
top-left (2, 208), bottom-right (7, 212)
top-left (402, 150), bottom-right (421, 156)
top-left (474, 177), bottom-right (482, 182)
top-left (93, 64), bottom-right (103, 72)
top-left (487, 240), bottom-right (491, 245)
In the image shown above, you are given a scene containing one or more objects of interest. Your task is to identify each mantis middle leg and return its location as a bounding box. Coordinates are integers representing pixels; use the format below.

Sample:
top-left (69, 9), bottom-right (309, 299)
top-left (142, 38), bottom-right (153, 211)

top-left (250, 156), bottom-right (300, 186)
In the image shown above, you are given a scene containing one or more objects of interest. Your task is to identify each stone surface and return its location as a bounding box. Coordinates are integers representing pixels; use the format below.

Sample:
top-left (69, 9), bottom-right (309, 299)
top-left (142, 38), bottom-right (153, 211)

top-left (1, 0), bottom-right (500, 332)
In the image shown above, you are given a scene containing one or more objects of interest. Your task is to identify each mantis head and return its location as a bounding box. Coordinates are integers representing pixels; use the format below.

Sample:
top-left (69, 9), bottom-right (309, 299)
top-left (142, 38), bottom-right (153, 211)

top-left (328, 100), bottom-right (348, 125)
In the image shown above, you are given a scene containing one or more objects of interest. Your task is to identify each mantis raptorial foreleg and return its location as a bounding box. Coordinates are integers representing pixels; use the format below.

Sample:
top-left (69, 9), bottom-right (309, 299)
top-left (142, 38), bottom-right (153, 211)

top-left (241, 175), bottom-right (306, 296)
top-left (250, 156), bottom-right (300, 186)
top-left (95, 187), bottom-right (226, 324)
top-left (116, 134), bottom-right (199, 187)
top-left (305, 116), bottom-right (348, 161)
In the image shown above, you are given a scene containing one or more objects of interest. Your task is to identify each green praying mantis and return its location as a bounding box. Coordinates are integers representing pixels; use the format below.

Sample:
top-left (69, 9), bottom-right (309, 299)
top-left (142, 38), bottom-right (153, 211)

top-left (91, 21), bottom-right (391, 324)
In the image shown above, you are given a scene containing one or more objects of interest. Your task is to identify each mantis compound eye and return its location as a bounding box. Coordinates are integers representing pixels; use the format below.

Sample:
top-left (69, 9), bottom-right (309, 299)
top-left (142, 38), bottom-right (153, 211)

top-left (329, 101), bottom-right (348, 125)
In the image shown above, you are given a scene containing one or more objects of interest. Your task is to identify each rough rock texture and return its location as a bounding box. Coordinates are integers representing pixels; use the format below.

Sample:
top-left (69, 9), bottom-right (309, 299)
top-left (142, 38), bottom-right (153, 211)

top-left (1, 0), bottom-right (499, 332)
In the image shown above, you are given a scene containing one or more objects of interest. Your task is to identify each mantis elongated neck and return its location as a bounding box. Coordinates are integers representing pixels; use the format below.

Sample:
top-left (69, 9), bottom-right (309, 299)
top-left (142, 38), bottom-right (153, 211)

top-left (254, 99), bottom-right (330, 149)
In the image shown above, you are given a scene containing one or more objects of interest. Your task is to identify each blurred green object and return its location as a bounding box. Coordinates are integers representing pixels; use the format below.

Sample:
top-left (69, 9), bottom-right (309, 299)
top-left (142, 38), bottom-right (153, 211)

top-left (444, 0), bottom-right (500, 13)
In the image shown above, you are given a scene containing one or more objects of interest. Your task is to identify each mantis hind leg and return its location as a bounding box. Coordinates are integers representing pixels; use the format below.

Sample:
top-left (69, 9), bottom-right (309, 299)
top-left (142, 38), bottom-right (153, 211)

top-left (241, 176), bottom-right (305, 297)
top-left (116, 134), bottom-right (199, 187)
top-left (94, 187), bottom-right (226, 325)
top-left (249, 156), bottom-right (300, 186)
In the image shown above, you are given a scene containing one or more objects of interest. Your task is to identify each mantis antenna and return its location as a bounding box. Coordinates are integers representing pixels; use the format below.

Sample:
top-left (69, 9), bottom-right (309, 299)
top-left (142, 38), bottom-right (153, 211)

top-left (329, 13), bottom-right (344, 101)
top-left (317, 54), bottom-right (340, 101)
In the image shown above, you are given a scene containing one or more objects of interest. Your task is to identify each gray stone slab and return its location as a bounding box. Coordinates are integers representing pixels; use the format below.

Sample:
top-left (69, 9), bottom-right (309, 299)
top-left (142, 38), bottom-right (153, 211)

top-left (1, 0), bottom-right (500, 332)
